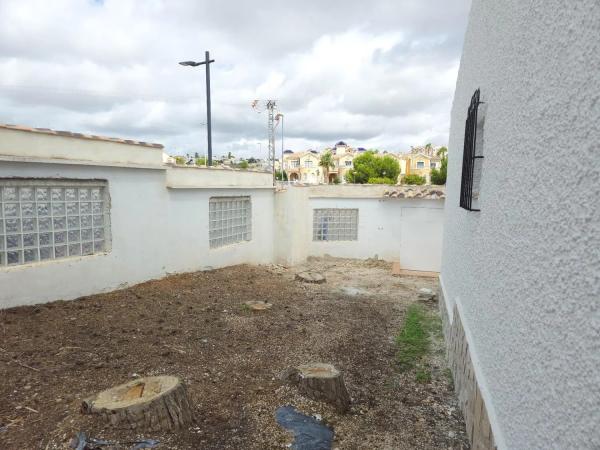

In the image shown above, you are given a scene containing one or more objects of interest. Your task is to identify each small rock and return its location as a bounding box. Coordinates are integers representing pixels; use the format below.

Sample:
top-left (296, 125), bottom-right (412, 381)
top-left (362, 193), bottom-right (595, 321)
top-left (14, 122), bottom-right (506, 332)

top-left (418, 287), bottom-right (437, 302)
top-left (244, 301), bottom-right (273, 311)
top-left (295, 271), bottom-right (326, 284)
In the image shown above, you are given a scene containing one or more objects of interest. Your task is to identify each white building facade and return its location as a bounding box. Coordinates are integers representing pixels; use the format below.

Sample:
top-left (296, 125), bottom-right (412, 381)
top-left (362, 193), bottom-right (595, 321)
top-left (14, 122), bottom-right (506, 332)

top-left (439, 1), bottom-right (600, 449)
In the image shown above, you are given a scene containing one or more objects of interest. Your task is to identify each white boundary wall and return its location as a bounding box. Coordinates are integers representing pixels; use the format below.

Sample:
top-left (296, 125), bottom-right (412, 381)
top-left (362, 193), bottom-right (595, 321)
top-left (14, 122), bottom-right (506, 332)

top-left (0, 160), bottom-right (274, 308)
top-left (441, 1), bottom-right (600, 448)
top-left (0, 128), bottom-right (444, 309)
top-left (275, 185), bottom-right (444, 271)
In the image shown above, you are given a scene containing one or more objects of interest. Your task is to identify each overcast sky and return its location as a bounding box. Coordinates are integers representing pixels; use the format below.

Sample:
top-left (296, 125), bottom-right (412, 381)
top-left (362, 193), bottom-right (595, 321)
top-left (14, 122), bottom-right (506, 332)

top-left (0, 0), bottom-right (471, 159)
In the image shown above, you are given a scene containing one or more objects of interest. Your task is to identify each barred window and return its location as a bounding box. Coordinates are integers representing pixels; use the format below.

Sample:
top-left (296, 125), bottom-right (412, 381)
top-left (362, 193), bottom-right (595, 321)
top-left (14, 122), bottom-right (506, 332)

top-left (460, 88), bottom-right (484, 211)
top-left (209, 196), bottom-right (252, 248)
top-left (0, 180), bottom-right (110, 267)
top-left (313, 208), bottom-right (358, 241)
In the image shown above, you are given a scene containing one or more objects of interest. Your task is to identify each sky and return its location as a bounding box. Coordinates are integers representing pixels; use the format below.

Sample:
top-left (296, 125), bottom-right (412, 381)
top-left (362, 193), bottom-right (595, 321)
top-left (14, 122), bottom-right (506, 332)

top-left (0, 0), bottom-right (471, 159)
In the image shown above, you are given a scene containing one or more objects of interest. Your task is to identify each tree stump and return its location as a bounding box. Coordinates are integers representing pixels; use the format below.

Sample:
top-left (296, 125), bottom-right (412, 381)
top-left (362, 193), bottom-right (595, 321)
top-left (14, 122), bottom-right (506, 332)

top-left (284, 363), bottom-right (350, 412)
top-left (295, 271), bottom-right (326, 284)
top-left (82, 376), bottom-right (193, 431)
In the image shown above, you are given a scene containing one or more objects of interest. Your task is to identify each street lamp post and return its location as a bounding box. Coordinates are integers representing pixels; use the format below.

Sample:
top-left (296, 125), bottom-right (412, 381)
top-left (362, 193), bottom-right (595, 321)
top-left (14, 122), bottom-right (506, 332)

top-left (179, 51), bottom-right (215, 166)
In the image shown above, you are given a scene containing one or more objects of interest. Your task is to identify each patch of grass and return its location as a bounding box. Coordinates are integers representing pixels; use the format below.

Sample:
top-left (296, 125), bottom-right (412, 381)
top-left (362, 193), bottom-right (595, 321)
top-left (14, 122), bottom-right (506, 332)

top-left (415, 369), bottom-right (432, 383)
top-left (395, 304), bottom-right (445, 385)
top-left (395, 304), bottom-right (431, 371)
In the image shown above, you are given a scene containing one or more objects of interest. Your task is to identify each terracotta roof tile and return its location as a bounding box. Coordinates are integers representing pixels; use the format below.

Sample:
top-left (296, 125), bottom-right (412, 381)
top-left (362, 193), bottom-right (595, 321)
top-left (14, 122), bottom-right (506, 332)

top-left (383, 186), bottom-right (446, 200)
top-left (0, 123), bottom-right (164, 149)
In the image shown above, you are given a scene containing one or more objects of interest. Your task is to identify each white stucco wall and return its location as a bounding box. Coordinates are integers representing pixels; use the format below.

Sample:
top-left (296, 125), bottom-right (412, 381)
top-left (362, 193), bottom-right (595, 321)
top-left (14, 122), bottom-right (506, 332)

top-left (166, 165), bottom-right (272, 188)
top-left (0, 161), bottom-right (274, 308)
top-left (308, 197), bottom-right (443, 271)
top-left (0, 127), bottom-right (164, 168)
top-left (275, 185), bottom-right (444, 271)
top-left (441, 1), bottom-right (600, 449)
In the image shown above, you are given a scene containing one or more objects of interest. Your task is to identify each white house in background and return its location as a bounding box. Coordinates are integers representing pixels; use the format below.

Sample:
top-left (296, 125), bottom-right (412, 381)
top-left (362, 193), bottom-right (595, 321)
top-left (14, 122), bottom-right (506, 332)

top-left (440, 1), bottom-right (600, 449)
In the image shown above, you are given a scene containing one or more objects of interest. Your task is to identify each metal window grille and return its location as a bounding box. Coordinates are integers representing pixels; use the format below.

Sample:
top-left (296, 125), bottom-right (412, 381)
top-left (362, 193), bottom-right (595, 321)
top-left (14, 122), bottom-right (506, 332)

top-left (209, 196), bottom-right (252, 248)
top-left (0, 179), bottom-right (110, 267)
top-left (313, 208), bottom-right (358, 241)
top-left (460, 88), bottom-right (484, 211)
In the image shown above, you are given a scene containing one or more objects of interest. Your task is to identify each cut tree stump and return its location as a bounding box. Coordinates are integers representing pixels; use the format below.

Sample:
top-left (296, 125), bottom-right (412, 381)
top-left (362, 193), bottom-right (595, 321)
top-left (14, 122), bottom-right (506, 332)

top-left (82, 376), bottom-right (193, 431)
top-left (284, 363), bottom-right (350, 412)
top-left (295, 271), bottom-right (326, 284)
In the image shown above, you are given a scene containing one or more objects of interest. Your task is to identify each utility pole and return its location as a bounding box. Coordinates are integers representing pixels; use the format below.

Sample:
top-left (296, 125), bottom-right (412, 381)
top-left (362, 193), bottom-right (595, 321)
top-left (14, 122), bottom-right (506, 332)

top-left (179, 51), bottom-right (215, 165)
top-left (266, 100), bottom-right (277, 183)
top-left (251, 99), bottom-right (278, 184)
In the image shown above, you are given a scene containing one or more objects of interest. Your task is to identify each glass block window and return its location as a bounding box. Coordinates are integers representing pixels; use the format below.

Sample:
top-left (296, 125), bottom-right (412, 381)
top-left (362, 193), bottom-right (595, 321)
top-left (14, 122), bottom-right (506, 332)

top-left (313, 208), bottom-right (358, 241)
top-left (209, 196), bottom-right (252, 249)
top-left (0, 180), bottom-right (110, 266)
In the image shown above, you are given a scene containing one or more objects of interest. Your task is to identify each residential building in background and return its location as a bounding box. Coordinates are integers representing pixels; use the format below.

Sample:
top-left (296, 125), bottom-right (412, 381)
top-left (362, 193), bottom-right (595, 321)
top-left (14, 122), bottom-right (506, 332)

top-left (280, 142), bottom-right (445, 185)
top-left (404, 146), bottom-right (442, 184)
top-left (173, 141), bottom-right (445, 185)
top-left (283, 150), bottom-right (322, 183)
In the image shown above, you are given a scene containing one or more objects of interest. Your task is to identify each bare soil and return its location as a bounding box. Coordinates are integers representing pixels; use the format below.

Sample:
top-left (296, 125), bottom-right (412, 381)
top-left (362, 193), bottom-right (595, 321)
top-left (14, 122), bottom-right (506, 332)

top-left (0, 257), bottom-right (469, 449)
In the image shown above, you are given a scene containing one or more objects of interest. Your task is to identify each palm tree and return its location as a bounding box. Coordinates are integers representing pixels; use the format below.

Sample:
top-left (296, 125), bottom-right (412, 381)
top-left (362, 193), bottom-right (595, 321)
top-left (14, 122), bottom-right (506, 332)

top-left (319, 151), bottom-right (334, 183)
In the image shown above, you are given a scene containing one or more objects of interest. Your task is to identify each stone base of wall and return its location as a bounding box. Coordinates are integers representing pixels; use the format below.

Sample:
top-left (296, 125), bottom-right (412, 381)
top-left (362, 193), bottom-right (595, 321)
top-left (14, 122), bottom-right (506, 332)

top-left (439, 290), bottom-right (496, 450)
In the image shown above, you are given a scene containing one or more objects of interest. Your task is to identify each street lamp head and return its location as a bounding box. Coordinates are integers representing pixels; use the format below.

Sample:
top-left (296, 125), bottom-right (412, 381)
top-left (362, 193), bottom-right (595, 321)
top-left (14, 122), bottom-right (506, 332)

top-left (179, 61), bottom-right (200, 67)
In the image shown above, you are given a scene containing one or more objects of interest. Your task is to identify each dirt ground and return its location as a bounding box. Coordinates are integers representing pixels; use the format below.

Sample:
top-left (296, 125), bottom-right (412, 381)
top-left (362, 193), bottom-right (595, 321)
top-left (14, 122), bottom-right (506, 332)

top-left (0, 257), bottom-right (469, 449)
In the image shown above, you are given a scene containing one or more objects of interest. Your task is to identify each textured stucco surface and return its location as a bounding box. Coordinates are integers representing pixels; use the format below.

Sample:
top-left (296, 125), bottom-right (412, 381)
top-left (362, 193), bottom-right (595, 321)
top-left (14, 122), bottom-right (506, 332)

top-left (441, 1), bottom-right (600, 449)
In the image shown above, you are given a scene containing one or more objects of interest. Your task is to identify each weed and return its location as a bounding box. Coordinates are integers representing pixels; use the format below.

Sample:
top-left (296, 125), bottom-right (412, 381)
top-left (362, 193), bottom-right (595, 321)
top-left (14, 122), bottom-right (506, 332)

top-left (395, 304), bottom-right (431, 371)
top-left (416, 369), bottom-right (432, 383)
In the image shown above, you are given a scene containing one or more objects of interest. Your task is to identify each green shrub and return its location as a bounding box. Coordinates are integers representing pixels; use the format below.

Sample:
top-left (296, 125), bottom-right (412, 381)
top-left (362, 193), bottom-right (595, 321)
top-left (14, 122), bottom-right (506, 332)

top-left (345, 151), bottom-right (399, 184)
top-left (367, 177), bottom-right (396, 185)
top-left (238, 160), bottom-right (249, 169)
top-left (174, 156), bottom-right (186, 165)
top-left (403, 174), bottom-right (426, 185)
top-left (332, 176), bottom-right (341, 184)
top-left (430, 157), bottom-right (447, 185)
top-left (195, 157), bottom-right (206, 166)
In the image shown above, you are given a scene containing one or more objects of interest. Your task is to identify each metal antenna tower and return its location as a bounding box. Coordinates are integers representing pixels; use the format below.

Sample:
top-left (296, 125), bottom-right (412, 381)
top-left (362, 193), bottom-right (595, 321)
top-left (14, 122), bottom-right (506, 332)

top-left (252, 99), bottom-right (278, 183)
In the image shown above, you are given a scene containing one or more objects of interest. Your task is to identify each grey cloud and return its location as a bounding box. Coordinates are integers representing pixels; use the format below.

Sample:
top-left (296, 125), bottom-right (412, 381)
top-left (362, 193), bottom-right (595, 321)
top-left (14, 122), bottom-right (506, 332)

top-left (0, 0), bottom-right (472, 156)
